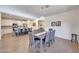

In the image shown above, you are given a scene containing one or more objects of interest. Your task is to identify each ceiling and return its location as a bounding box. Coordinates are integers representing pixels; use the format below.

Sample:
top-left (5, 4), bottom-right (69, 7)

top-left (0, 5), bottom-right (79, 19)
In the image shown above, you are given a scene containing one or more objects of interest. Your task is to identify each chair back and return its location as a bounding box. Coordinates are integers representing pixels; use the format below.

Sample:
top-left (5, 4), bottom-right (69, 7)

top-left (15, 27), bottom-right (21, 35)
top-left (28, 32), bottom-right (34, 46)
top-left (22, 28), bottom-right (25, 32)
top-left (51, 30), bottom-right (55, 41)
top-left (45, 31), bottom-right (50, 43)
top-left (49, 28), bottom-right (53, 41)
top-left (28, 28), bottom-right (32, 32)
top-left (49, 28), bottom-right (55, 41)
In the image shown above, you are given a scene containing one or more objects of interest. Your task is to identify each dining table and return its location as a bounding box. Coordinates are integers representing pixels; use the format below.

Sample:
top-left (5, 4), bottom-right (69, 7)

top-left (34, 31), bottom-right (46, 52)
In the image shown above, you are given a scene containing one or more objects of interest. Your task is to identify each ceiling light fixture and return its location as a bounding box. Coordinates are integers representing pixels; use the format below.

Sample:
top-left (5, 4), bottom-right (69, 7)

top-left (45, 5), bottom-right (50, 8)
top-left (41, 5), bottom-right (50, 9)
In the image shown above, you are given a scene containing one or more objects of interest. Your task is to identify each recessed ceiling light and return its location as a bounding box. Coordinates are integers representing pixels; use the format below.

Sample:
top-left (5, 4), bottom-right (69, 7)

top-left (45, 5), bottom-right (50, 8)
top-left (41, 6), bottom-right (44, 9)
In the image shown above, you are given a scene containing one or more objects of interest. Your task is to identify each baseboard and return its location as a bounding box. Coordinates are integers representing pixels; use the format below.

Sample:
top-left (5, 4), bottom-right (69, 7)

top-left (55, 36), bottom-right (71, 41)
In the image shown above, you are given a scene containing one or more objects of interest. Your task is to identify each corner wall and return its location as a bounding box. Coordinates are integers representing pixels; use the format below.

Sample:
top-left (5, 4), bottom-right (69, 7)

top-left (45, 9), bottom-right (79, 40)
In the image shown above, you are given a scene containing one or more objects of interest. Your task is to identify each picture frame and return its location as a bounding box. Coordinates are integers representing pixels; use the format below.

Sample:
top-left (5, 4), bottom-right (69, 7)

top-left (51, 21), bottom-right (61, 26)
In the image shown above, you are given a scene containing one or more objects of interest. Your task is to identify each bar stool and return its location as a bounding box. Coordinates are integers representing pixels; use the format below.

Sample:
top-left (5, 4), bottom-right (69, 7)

top-left (71, 34), bottom-right (78, 44)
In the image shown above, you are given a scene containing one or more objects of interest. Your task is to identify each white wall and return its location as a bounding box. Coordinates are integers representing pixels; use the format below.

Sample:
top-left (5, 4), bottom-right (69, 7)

top-left (77, 13), bottom-right (79, 42)
top-left (45, 9), bottom-right (79, 40)
top-left (0, 13), bottom-right (1, 40)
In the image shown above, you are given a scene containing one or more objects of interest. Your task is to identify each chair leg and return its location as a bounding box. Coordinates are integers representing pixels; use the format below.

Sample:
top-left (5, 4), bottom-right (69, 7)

top-left (50, 40), bottom-right (53, 44)
top-left (75, 39), bottom-right (78, 44)
top-left (77, 40), bottom-right (78, 44)
top-left (75, 36), bottom-right (78, 44)
top-left (71, 39), bottom-right (73, 42)
top-left (35, 41), bottom-right (40, 48)
top-left (71, 34), bottom-right (73, 42)
top-left (46, 42), bottom-right (50, 47)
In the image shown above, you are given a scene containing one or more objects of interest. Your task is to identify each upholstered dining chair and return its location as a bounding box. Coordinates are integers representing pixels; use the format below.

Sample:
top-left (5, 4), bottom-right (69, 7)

top-left (28, 32), bottom-right (35, 48)
top-left (52, 30), bottom-right (55, 42)
top-left (15, 27), bottom-right (20, 36)
top-left (49, 29), bottom-right (55, 44)
top-left (29, 31), bottom-right (41, 49)
top-left (49, 28), bottom-right (53, 41)
top-left (43, 31), bottom-right (50, 47)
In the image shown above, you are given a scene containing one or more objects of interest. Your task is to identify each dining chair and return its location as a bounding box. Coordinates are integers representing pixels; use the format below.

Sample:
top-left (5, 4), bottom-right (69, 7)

top-left (49, 28), bottom-right (53, 41)
top-left (43, 31), bottom-right (50, 47)
top-left (50, 30), bottom-right (55, 44)
top-left (22, 28), bottom-right (26, 34)
top-left (28, 32), bottom-right (35, 47)
top-left (14, 27), bottom-right (20, 36)
top-left (29, 31), bottom-right (41, 49)
top-left (28, 28), bottom-right (32, 32)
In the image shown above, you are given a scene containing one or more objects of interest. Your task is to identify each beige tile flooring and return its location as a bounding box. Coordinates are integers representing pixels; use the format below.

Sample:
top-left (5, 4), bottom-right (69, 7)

top-left (0, 34), bottom-right (79, 53)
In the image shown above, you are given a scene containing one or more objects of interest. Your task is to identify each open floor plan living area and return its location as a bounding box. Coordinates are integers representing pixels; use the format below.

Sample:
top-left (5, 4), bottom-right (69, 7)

top-left (0, 5), bottom-right (79, 53)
